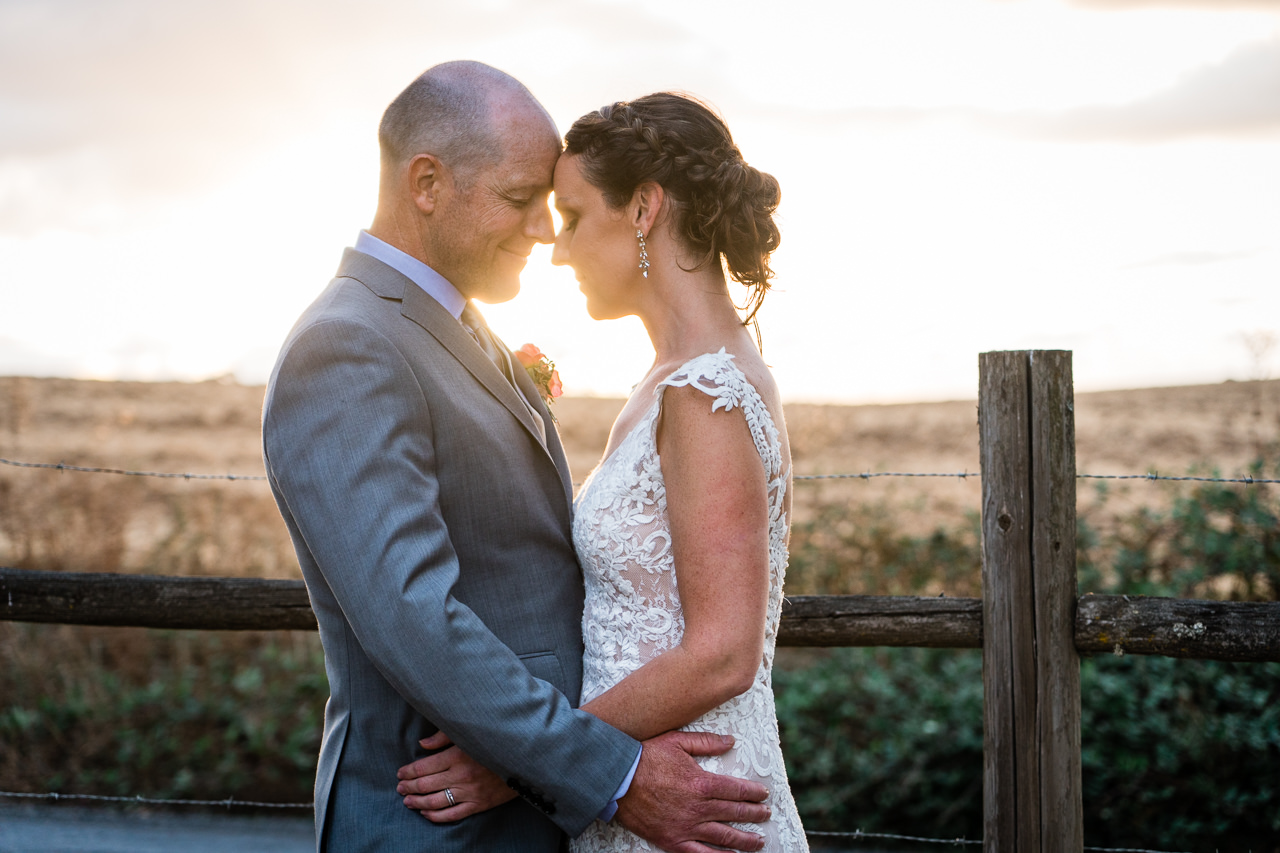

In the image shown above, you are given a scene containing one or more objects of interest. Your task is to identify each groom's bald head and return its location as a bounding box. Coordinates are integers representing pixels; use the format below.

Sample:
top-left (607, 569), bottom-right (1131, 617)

top-left (378, 61), bottom-right (557, 187)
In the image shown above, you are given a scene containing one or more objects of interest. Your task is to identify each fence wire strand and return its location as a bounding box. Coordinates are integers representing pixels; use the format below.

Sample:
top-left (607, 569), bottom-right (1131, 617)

top-left (0, 790), bottom-right (309, 809)
top-left (789, 830), bottom-right (1191, 853)
top-left (795, 471), bottom-right (980, 481)
top-left (0, 456), bottom-right (267, 481)
top-left (0, 794), bottom-right (1194, 852)
top-left (1076, 472), bottom-right (1279, 484)
top-left (5, 456), bottom-right (1277, 486)
top-left (807, 828), bottom-right (978, 845)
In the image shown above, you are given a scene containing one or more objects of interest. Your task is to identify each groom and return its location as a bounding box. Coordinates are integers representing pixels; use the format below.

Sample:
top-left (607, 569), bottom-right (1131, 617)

top-left (262, 61), bottom-right (769, 852)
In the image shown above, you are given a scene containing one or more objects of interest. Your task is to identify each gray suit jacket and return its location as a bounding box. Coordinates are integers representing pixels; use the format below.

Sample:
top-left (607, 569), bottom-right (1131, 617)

top-left (262, 249), bottom-right (640, 852)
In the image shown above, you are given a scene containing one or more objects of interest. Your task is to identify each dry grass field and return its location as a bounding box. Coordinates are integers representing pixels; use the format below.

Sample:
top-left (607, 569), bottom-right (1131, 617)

top-left (2, 373), bottom-right (1278, 583)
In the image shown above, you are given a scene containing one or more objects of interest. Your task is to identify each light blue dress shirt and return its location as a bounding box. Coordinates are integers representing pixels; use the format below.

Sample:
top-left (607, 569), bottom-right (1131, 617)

top-left (353, 231), bottom-right (467, 319)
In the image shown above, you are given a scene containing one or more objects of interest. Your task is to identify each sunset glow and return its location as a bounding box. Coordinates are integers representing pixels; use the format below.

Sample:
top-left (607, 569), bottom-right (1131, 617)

top-left (2, 0), bottom-right (1277, 402)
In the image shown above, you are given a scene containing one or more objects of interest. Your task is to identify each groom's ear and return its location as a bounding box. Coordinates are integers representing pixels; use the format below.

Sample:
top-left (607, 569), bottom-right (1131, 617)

top-left (631, 182), bottom-right (665, 233)
top-left (407, 153), bottom-right (446, 215)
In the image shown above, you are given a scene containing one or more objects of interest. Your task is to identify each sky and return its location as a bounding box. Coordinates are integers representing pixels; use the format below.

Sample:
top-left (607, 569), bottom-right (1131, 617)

top-left (1, 0), bottom-right (1278, 403)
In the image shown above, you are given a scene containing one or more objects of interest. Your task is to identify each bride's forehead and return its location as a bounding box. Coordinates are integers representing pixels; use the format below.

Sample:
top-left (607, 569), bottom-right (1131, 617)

top-left (553, 155), bottom-right (594, 195)
top-left (554, 153), bottom-right (583, 178)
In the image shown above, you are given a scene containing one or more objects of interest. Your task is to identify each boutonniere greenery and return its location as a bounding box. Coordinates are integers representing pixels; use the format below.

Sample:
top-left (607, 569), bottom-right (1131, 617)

top-left (515, 344), bottom-right (563, 412)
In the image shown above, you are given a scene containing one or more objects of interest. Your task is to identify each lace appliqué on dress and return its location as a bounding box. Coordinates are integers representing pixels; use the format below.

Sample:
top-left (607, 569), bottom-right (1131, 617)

top-left (570, 350), bottom-right (807, 853)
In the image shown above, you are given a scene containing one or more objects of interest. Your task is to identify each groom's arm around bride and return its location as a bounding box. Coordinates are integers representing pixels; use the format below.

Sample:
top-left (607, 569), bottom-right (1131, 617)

top-left (262, 61), bottom-right (768, 853)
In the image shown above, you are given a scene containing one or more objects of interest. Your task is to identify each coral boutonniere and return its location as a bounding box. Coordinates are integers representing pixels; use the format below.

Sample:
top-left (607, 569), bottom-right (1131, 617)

top-left (515, 344), bottom-right (563, 410)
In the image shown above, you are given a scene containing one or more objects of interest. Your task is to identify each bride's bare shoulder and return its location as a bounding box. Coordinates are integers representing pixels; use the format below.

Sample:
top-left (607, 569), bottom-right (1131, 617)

top-left (722, 346), bottom-right (785, 407)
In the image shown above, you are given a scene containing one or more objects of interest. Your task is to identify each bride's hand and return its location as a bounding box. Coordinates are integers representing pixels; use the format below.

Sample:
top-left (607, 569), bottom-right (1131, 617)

top-left (396, 731), bottom-right (517, 821)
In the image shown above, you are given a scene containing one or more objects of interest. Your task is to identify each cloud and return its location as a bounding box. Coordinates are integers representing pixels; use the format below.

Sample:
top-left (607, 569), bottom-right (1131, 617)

top-left (4, 0), bottom-right (1274, 240)
top-left (1069, 0), bottom-right (1280, 9)
top-left (0, 0), bottom-right (711, 233)
top-left (0, 336), bottom-right (81, 378)
top-left (763, 34), bottom-right (1280, 143)
top-left (0, 0), bottom-right (702, 160)
top-left (0, 0), bottom-right (383, 231)
top-left (1007, 35), bottom-right (1280, 140)
top-left (1123, 248), bottom-right (1266, 269)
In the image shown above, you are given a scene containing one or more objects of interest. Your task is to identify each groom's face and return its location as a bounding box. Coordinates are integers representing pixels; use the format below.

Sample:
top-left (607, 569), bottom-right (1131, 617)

top-left (432, 109), bottom-right (560, 304)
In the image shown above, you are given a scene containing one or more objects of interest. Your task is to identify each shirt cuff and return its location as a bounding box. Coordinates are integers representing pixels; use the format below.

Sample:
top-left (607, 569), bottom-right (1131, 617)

top-left (597, 746), bottom-right (642, 823)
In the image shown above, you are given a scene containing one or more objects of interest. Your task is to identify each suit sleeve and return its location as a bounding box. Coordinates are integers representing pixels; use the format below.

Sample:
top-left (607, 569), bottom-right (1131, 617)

top-left (262, 318), bottom-right (639, 834)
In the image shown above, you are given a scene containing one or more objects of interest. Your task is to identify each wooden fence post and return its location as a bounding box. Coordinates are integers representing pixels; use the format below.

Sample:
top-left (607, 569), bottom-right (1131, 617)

top-left (980, 350), bottom-right (1082, 852)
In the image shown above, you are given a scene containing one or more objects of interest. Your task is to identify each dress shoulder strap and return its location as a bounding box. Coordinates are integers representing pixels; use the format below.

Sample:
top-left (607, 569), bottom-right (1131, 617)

top-left (656, 348), bottom-right (747, 409)
top-left (656, 349), bottom-right (783, 479)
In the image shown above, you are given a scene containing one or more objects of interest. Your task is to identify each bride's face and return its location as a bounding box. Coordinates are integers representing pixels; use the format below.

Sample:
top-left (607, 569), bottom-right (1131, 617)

top-left (551, 154), bottom-right (641, 320)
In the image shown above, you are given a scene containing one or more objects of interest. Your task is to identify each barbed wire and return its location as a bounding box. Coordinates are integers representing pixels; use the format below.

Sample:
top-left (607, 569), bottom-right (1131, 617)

top-left (795, 471), bottom-right (980, 481)
top-left (1077, 472), bottom-right (1279, 484)
top-left (0, 792), bottom-right (1192, 852)
top-left (1083, 848), bottom-right (1194, 853)
top-left (0, 790), bottom-right (309, 809)
top-left (781, 830), bottom-right (1189, 853)
top-left (0, 457), bottom-right (267, 481)
top-left (4, 455), bottom-right (1277, 486)
top-left (807, 828), bottom-right (978, 846)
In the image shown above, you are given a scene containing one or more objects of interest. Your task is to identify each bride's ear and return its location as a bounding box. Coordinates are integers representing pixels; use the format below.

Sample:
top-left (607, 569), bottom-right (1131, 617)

top-left (631, 182), bottom-right (664, 235)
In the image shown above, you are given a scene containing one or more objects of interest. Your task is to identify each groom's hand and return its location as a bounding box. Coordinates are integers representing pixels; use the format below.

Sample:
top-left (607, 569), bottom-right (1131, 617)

top-left (614, 731), bottom-right (769, 853)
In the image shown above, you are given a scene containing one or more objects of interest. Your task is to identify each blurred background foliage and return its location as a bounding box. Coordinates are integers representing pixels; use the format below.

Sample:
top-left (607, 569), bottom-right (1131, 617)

top-left (779, 457), bottom-right (1280, 850)
top-left (2, 458), bottom-right (1277, 849)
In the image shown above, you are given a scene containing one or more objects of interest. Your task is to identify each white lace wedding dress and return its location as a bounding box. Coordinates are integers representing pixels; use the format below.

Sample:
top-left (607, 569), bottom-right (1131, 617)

top-left (570, 351), bottom-right (808, 853)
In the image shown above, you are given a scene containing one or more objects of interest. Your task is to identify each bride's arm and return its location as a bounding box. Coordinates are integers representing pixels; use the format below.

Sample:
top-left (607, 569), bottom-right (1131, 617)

top-left (396, 384), bottom-right (771, 817)
top-left (579, 382), bottom-right (771, 741)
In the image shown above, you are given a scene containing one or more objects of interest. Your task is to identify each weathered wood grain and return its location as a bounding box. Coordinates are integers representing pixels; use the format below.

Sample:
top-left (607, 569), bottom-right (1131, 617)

top-left (0, 567), bottom-right (316, 631)
top-left (1028, 351), bottom-right (1083, 852)
top-left (778, 594), bottom-right (982, 647)
top-left (979, 350), bottom-right (1037, 851)
top-left (1077, 594), bottom-right (1280, 662)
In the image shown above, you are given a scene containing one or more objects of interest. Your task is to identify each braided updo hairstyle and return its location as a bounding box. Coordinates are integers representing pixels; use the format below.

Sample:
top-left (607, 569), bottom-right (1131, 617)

top-left (564, 93), bottom-right (781, 324)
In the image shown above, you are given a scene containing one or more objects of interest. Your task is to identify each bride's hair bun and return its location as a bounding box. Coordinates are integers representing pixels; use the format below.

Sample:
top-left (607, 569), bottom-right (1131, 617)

top-left (564, 93), bottom-right (781, 322)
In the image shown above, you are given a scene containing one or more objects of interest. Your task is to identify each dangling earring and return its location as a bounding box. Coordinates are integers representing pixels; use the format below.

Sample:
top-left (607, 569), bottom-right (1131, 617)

top-left (636, 230), bottom-right (649, 279)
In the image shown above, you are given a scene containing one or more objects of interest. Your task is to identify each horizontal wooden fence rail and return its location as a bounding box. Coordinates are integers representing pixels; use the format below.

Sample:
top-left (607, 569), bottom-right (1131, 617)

top-left (0, 568), bottom-right (319, 632)
top-left (4, 567), bottom-right (1278, 662)
top-left (779, 594), bottom-right (982, 648)
top-left (1074, 593), bottom-right (1280, 662)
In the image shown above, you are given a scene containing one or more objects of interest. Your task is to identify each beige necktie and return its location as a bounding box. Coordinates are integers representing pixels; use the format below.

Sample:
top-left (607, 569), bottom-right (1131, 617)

top-left (460, 304), bottom-right (547, 446)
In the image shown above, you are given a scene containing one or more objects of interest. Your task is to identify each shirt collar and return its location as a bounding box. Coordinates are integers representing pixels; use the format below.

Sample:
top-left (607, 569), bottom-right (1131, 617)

top-left (352, 231), bottom-right (468, 319)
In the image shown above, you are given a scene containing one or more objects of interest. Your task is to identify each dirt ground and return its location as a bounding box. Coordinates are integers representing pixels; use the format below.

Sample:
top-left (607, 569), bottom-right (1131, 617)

top-left (1, 374), bottom-right (1277, 577)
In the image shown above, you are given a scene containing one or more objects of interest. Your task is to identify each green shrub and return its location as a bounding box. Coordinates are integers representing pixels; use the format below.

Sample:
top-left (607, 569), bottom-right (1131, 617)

top-left (777, 455), bottom-right (1280, 850)
top-left (0, 629), bottom-right (325, 804)
top-left (776, 649), bottom-right (1280, 850)
top-left (775, 647), bottom-right (984, 837)
top-left (1081, 655), bottom-right (1280, 848)
top-left (1078, 460), bottom-right (1280, 600)
top-left (788, 503), bottom-right (982, 597)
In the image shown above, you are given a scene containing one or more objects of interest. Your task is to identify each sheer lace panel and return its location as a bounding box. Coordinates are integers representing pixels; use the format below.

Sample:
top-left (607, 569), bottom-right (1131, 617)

top-left (571, 350), bottom-right (807, 853)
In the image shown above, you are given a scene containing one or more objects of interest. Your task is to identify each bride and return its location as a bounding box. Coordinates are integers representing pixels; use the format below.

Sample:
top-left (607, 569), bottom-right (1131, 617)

top-left (401, 92), bottom-right (806, 852)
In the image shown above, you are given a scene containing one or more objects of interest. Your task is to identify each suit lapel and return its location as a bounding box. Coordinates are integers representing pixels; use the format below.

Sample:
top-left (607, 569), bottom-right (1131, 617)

top-left (400, 287), bottom-right (551, 450)
top-left (340, 247), bottom-right (555, 458)
top-left (336, 249), bottom-right (570, 495)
